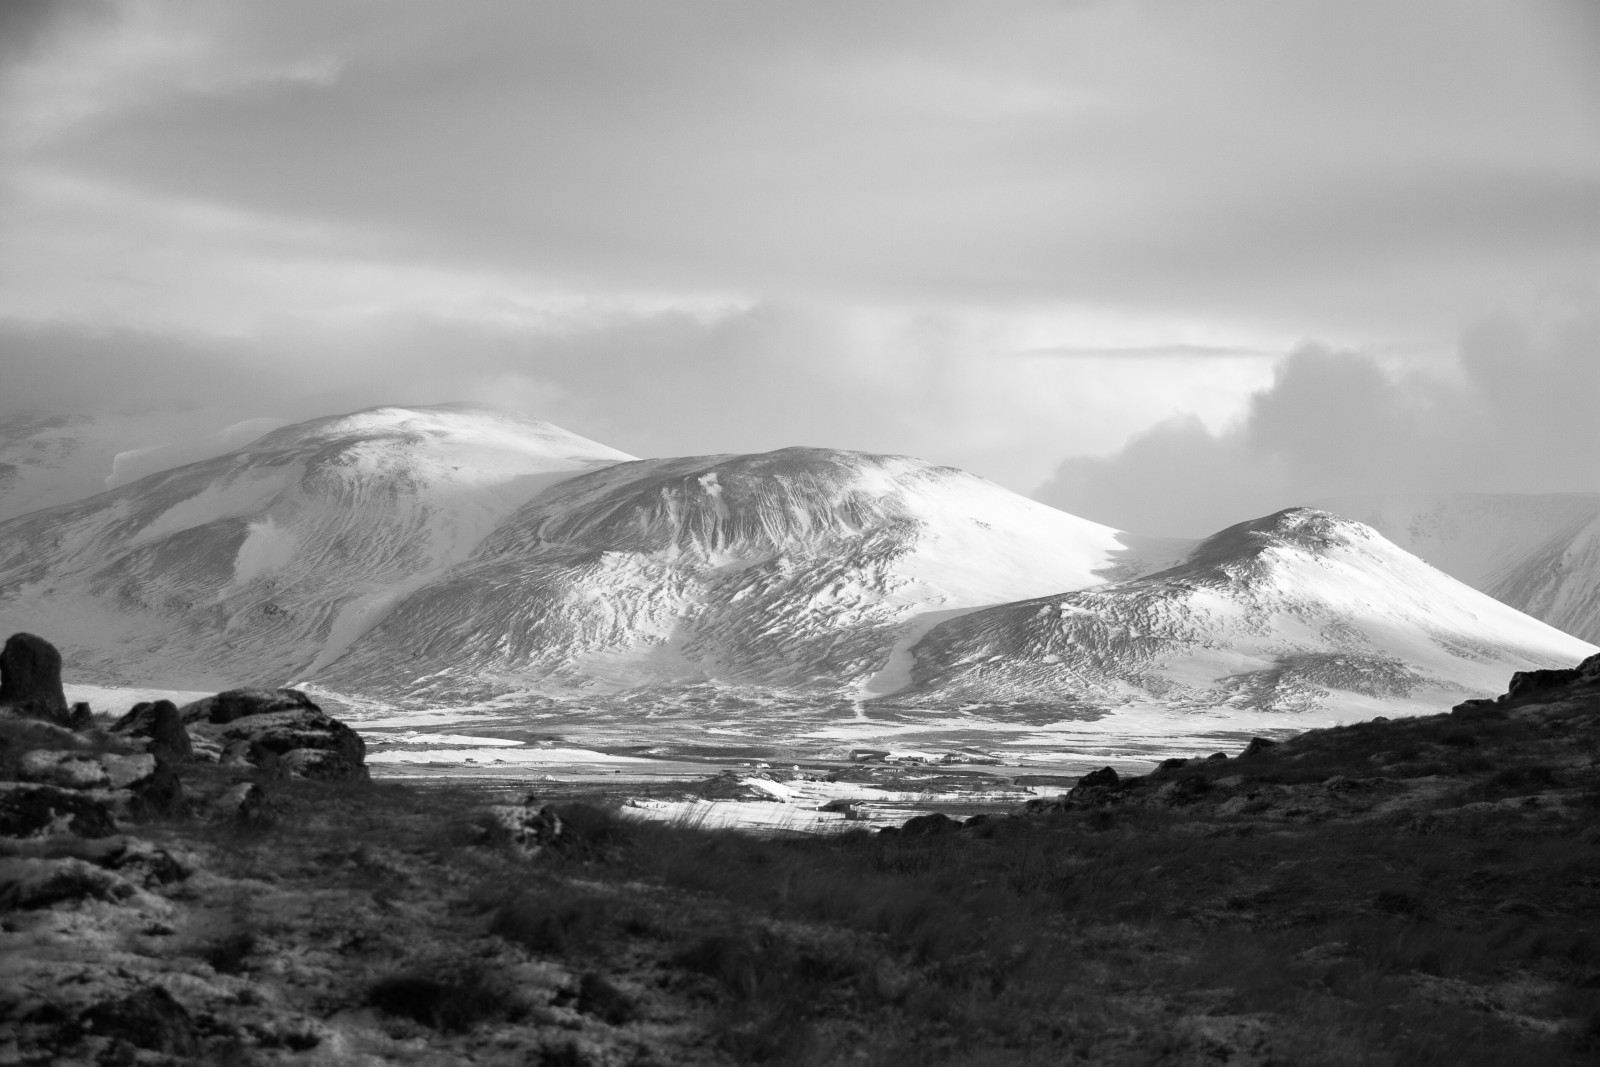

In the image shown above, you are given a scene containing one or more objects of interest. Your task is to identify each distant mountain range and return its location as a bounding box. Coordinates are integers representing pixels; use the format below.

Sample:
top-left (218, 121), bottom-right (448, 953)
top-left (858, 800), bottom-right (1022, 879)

top-left (1319, 493), bottom-right (1600, 645)
top-left (0, 404), bottom-right (1592, 721)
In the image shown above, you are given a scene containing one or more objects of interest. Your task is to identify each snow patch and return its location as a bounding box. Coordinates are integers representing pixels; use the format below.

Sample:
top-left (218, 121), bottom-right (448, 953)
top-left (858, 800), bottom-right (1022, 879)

top-left (132, 473), bottom-right (289, 545)
top-left (232, 517), bottom-right (297, 585)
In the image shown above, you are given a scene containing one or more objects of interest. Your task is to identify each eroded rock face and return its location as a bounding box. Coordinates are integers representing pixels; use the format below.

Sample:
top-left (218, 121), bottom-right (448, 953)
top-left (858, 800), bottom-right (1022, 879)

top-left (0, 632), bottom-right (69, 726)
top-left (182, 688), bottom-right (367, 781)
top-left (178, 687), bottom-right (321, 726)
top-left (110, 699), bottom-right (192, 762)
top-left (1456, 650), bottom-right (1600, 715)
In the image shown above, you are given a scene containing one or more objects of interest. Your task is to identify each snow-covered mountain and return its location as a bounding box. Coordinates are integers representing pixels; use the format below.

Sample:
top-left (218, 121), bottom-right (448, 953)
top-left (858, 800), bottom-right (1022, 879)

top-left (0, 412), bottom-right (134, 522)
top-left (6, 402), bottom-right (1588, 728)
top-left (0, 404), bottom-right (633, 688)
top-left (1322, 493), bottom-right (1600, 643)
top-left (0, 410), bottom-right (297, 522)
top-left (900, 508), bottom-right (1595, 719)
top-left (315, 447), bottom-right (1188, 702)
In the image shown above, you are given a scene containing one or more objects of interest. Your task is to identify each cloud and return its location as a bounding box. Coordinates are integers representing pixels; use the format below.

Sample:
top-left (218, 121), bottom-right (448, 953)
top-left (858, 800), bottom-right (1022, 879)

top-left (0, 1), bottom-right (1594, 508)
top-left (0, 300), bottom-right (1274, 495)
top-left (1035, 297), bottom-right (1600, 535)
top-left (5, 1), bottom-right (1596, 332)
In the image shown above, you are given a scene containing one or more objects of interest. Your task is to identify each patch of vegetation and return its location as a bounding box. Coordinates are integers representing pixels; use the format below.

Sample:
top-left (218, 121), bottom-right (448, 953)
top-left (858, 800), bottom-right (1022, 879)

top-left (49, 687), bottom-right (1595, 1065)
top-left (367, 965), bottom-right (524, 1033)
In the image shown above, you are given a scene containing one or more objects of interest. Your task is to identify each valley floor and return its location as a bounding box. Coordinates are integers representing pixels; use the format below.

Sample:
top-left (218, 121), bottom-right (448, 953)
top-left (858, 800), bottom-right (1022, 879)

top-left (5, 686), bottom-right (1600, 1065)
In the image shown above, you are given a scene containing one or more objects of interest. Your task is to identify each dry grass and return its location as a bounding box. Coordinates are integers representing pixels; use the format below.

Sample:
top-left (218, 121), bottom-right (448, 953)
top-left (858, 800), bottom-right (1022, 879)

top-left (11, 692), bottom-right (1598, 1064)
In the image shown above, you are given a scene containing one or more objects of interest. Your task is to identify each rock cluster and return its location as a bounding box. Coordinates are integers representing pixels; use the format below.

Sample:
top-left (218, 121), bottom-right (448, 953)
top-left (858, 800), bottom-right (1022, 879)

top-left (0, 633), bottom-right (372, 1063)
top-left (1453, 650), bottom-right (1600, 717)
top-left (177, 687), bottom-right (367, 781)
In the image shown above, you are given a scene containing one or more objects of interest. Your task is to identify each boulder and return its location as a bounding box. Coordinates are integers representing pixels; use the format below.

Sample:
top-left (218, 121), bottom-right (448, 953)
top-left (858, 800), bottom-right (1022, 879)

top-left (66, 702), bottom-right (93, 730)
top-left (110, 700), bottom-right (192, 762)
top-left (187, 689), bottom-right (366, 781)
top-left (178, 687), bottom-right (321, 725)
top-left (0, 782), bottom-right (117, 838)
top-left (1240, 737), bottom-right (1279, 758)
top-left (1078, 767), bottom-right (1120, 789)
top-left (1156, 758), bottom-right (1190, 773)
top-left (899, 812), bottom-right (959, 836)
top-left (127, 761), bottom-right (185, 819)
top-left (101, 752), bottom-right (158, 789)
top-left (1505, 667), bottom-right (1583, 703)
top-left (213, 782), bottom-right (277, 827)
top-left (486, 801), bottom-right (566, 854)
top-left (0, 633), bottom-right (70, 726)
top-left (1065, 765), bottom-right (1131, 807)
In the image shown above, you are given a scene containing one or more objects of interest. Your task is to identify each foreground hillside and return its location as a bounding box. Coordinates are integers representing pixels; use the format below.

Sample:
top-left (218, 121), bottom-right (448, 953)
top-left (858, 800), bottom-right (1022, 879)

top-left (5, 655), bottom-right (1599, 1065)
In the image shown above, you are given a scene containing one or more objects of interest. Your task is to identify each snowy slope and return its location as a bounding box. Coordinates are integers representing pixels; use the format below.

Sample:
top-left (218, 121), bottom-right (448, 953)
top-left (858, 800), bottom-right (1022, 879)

top-left (0, 404), bottom-right (633, 687)
top-left (315, 448), bottom-right (1187, 702)
top-left (900, 508), bottom-right (1596, 719)
top-left (1322, 493), bottom-right (1600, 643)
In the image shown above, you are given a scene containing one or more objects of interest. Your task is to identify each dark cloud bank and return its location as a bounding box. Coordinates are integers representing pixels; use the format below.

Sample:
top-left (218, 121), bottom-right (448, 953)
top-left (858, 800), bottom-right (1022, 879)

top-left (1036, 299), bottom-right (1600, 536)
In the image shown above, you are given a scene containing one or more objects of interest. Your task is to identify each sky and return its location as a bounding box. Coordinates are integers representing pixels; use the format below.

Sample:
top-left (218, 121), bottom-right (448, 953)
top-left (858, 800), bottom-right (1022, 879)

top-left (0, 0), bottom-right (1596, 532)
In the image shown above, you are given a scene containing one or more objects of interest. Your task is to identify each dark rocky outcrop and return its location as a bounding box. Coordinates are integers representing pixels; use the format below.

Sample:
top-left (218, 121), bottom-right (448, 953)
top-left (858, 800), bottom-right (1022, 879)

top-left (111, 700), bottom-right (192, 762)
top-left (1454, 651), bottom-right (1600, 716)
top-left (128, 761), bottom-right (185, 818)
top-left (1077, 767), bottom-right (1120, 789)
top-left (66, 702), bottom-right (92, 730)
top-left (184, 689), bottom-right (366, 781)
top-left (0, 782), bottom-right (117, 838)
top-left (1240, 737), bottom-right (1279, 757)
top-left (178, 687), bottom-right (322, 725)
top-left (0, 633), bottom-right (70, 727)
top-left (899, 812), bottom-right (960, 836)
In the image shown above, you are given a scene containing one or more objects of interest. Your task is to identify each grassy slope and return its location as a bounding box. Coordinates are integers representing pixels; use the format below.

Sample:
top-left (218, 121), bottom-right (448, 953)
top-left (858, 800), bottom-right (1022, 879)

top-left (4, 687), bottom-right (1600, 1065)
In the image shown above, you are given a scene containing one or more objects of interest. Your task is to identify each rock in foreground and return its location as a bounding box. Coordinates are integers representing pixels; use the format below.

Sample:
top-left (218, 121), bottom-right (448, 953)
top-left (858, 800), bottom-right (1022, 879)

top-left (0, 632), bottom-right (70, 726)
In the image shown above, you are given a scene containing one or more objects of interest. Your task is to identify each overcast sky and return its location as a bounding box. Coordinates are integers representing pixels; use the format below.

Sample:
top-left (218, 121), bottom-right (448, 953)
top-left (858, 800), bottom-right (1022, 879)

top-left (1, 0), bottom-right (1596, 530)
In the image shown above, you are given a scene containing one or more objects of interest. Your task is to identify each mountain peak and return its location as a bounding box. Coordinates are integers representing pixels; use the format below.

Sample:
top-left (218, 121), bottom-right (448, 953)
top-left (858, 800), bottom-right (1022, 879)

top-left (1181, 506), bottom-right (1377, 574)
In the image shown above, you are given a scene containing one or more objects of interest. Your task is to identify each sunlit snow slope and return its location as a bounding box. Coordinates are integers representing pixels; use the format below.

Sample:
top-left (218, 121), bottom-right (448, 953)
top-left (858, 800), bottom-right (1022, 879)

top-left (0, 404), bottom-right (633, 687)
top-left (902, 508), bottom-right (1596, 719)
top-left (1321, 493), bottom-right (1600, 644)
top-left (316, 448), bottom-right (1186, 702)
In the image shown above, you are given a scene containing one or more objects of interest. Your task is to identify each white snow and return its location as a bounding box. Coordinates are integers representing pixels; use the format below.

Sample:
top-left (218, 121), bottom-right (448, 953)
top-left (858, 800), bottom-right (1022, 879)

top-left (232, 517), bottom-right (298, 586)
top-left (0, 404), bottom-right (637, 688)
top-left (1320, 492), bottom-right (1600, 643)
top-left (317, 448), bottom-right (1186, 702)
top-left (367, 746), bottom-right (660, 765)
top-left (906, 508), bottom-right (1596, 719)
